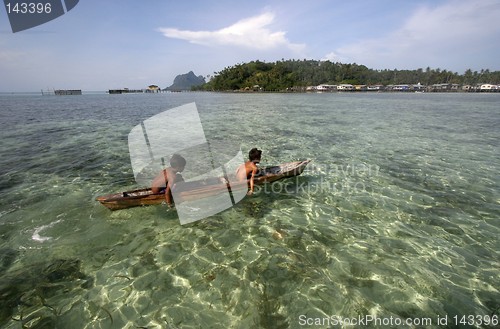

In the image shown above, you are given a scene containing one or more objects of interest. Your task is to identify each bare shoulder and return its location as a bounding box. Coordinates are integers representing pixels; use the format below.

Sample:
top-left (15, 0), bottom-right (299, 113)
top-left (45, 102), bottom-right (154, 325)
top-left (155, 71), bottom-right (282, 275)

top-left (250, 162), bottom-right (259, 171)
top-left (166, 167), bottom-right (182, 183)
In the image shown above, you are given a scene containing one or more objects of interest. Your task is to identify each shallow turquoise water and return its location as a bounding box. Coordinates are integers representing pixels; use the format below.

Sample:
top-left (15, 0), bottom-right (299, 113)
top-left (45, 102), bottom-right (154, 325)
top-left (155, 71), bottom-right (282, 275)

top-left (0, 92), bottom-right (499, 328)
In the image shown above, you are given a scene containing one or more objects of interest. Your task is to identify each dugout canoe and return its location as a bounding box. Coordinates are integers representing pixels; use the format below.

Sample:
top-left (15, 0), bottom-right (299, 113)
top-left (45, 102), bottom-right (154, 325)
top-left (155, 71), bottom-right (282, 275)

top-left (96, 160), bottom-right (310, 211)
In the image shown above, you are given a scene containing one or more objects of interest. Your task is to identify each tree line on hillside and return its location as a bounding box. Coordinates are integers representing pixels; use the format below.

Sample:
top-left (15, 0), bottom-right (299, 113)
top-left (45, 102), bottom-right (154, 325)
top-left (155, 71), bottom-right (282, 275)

top-left (194, 59), bottom-right (500, 91)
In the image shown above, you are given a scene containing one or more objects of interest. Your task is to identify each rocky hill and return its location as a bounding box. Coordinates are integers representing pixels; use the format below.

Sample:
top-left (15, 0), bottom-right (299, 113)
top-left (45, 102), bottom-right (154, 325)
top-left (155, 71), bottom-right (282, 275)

top-left (166, 71), bottom-right (206, 91)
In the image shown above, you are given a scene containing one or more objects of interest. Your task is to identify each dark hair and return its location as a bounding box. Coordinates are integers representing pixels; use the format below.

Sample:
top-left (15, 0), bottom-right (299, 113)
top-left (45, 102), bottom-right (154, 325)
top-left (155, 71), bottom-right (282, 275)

top-left (248, 148), bottom-right (262, 161)
top-left (170, 154), bottom-right (186, 168)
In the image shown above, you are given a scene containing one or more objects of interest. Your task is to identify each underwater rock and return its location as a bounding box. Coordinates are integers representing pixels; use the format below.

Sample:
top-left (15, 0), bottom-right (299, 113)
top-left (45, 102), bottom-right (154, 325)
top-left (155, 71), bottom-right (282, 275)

top-left (0, 258), bottom-right (93, 326)
top-left (0, 248), bottom-right (18, 275)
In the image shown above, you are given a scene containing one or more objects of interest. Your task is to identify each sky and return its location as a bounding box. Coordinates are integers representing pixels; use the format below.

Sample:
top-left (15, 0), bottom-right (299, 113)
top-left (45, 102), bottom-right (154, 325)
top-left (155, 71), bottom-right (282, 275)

top-left (1, 0), bottom-right (500, 91)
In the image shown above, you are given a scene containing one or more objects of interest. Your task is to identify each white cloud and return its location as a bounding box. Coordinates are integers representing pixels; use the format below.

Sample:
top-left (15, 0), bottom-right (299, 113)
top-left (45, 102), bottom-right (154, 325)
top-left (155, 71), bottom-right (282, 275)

top-left (158, 12), bottom-right (305, 53)
top-left (321, 52), bottom-right (346, 63)
top-left (327, 0), bottom-right (500, 71)
top-left (0, 50), bottom-right (26, 63)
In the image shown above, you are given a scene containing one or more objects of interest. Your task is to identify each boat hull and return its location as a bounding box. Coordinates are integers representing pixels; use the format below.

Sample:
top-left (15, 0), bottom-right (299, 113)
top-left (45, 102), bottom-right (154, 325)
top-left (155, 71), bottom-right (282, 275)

top-left (96, 160), bottom-right (310, 210)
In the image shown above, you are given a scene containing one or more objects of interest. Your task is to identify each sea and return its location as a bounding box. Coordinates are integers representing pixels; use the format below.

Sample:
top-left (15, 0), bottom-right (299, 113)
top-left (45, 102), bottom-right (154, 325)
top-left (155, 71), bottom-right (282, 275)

top-left (0, 92), bottom-right (498, 328)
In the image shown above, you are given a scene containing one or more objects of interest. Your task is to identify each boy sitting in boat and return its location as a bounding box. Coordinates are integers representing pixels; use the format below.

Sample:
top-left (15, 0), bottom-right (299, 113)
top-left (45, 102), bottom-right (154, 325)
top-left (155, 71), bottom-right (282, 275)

top-left (151, 154), bottom-right (186, 207)
top-left (236, 148), bottom-right (262, 195)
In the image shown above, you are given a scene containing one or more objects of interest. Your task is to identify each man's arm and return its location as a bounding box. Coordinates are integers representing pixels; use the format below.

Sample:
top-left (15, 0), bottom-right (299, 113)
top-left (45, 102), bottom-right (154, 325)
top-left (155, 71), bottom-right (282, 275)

top-left (165, 168), bottom-right (183, 207)
top-left (165, 183), bottom-right (173, 206)
top-left (248, 164), bottom-right (258, 195)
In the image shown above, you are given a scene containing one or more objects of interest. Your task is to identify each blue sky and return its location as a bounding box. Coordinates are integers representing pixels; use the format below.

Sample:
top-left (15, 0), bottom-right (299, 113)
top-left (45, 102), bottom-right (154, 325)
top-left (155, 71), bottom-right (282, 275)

top-left (1, 0), bottom-right (499, 91)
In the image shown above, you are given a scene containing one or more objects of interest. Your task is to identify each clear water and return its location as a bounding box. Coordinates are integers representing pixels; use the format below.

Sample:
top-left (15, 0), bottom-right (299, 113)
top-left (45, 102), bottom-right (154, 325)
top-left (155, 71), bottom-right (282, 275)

top-left (0, 92), bottom-right (498, 328)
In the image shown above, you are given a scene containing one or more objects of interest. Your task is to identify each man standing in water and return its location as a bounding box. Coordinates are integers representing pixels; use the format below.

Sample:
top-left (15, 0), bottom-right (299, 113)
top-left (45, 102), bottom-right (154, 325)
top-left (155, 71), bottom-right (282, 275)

top-left (236, 148), bottom-right (262, 195)
top-left (151, 154), bottom-right (186, 207)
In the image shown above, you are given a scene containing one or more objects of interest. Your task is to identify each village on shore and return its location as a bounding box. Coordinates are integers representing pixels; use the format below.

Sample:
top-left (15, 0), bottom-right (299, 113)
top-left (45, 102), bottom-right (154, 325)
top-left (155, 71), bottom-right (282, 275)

top-left (300, 82), bottom-right (499, 93)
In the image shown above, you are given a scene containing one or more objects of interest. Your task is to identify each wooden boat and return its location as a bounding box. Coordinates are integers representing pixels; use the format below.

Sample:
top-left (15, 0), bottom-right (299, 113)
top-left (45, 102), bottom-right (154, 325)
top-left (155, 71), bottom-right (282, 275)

top-left (96, 160), bottom-right (310, 211)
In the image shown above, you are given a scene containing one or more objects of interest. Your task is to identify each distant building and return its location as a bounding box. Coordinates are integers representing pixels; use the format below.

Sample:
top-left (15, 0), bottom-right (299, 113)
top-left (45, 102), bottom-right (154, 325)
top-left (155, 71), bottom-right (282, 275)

top-left (108, 88), bottom-right (143, 94)
top-left (428, 83), bottom-right (451, 92)
top-left (147, 85), bottom-right (160, 93)
top-left (412, 83), bottom-right (425, 91)
top-left (367, 85), bottom-right (383, 91)
top-left (393, 84), bottom-right (410, 91)
top-left (316, 84), bottom-right (337, 91)
top-left (337, 84), bottom-right (354, 91)
top-left (480, 84), bottom-right (498, 91)
top-left (54, 89), bottom-right (82, 95)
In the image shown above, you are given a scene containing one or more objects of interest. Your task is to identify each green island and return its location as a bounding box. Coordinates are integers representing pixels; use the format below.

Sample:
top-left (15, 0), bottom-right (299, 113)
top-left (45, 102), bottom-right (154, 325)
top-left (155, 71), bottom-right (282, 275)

top-left (194, 59), bottom-right (500, 92)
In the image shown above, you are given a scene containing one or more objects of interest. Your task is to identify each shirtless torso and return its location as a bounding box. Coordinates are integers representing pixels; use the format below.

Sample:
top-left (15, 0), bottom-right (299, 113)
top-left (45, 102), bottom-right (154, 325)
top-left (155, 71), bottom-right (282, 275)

top-left (236, 160), bottom-right (259, 195)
